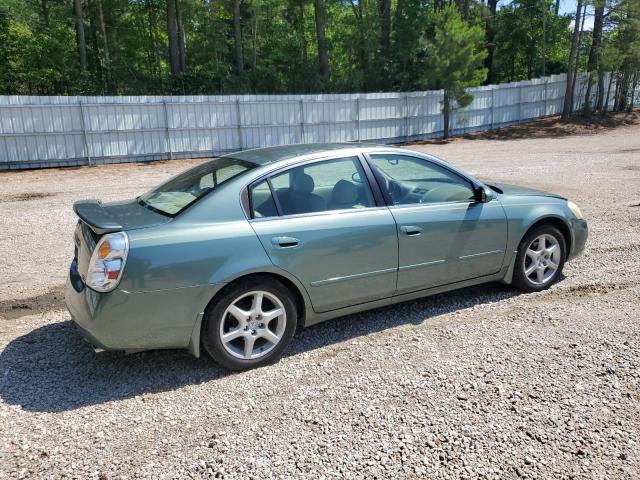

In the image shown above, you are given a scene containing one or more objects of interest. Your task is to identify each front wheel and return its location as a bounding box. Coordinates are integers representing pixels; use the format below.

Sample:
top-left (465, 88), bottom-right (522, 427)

top-left (512, 225), bottom-right (566, 292)
top-left (202, 277), bottom-right (297, 371)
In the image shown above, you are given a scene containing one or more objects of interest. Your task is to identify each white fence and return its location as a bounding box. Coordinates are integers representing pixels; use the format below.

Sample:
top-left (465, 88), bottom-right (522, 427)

top-left (0, 72), bottom-right (627, 169)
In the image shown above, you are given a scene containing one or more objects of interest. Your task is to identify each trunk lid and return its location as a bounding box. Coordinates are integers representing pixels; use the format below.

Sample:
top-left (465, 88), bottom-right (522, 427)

top-left (72, 199), bottom-right (170, 281)
top-left (73, 199), bottom-right (171, 234)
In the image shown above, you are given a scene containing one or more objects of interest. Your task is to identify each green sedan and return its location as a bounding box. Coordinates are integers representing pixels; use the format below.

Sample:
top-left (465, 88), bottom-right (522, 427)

top-left (65, 144), bottom-right (588, 370)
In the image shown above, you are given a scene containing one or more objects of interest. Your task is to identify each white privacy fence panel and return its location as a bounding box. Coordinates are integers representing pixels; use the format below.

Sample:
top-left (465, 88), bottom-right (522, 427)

top-left (0, 72), bottom-right (635, 169)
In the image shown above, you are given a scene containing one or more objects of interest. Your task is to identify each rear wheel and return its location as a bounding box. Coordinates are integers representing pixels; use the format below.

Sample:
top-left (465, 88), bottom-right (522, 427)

top-left (202, 277), bottom-right (297, 371)
top-left (512, 225), bottom-right (566, 292)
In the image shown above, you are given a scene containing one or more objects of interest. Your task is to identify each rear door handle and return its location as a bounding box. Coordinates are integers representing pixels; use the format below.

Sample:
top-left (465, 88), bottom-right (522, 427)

top-left (400, 225), bottom-right (423, 236)
top-left (271, 236), bottom-right (300, 248)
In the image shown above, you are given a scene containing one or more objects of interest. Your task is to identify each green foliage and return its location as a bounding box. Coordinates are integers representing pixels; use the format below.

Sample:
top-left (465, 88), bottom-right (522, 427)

top-left (0, 0), bottom-right (638, 100)
top-left (422, 5), bottom-right (487, 136)
top-left (0, 2), bottom-right (83, 94)
top-left (493, 0), bottom-right (571, 82)
top-left (606, 0), bottom-right (640, 109)
top-left (391, 0), bottom-right (431, 90)
top-left (425, 5), bottom-right (487, 92)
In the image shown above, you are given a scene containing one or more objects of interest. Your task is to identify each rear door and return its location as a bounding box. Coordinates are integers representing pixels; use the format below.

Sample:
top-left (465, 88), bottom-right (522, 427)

top-left (365, 153), bottom-right (508, 295)
top-left (248, 154), bottom-right (399, 313)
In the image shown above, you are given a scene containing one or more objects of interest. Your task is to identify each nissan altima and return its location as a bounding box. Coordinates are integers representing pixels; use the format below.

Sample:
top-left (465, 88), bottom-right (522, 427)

top-left (65, 144), bottom-right (588, 370)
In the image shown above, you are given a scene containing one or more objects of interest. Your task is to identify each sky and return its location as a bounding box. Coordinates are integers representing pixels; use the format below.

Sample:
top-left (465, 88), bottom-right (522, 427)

top-left (559, 0), bottom-right (596, 30)
top-left (498, 0), bottom-right (595, 30)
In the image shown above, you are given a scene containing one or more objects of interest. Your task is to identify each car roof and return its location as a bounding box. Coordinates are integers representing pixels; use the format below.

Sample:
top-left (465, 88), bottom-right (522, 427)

top-left (223, 143), bottom-right (384, 166)
top-left (179, 143), bottom-right (478, 223)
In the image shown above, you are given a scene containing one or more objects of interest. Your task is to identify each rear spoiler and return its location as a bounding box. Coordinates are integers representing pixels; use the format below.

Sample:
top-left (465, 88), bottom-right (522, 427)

top-left (73, 200), bottom-right (123, 235)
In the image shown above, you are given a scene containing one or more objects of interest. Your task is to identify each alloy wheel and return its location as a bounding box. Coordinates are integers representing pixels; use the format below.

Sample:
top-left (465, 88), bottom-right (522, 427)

top-left (219, 290), bottom-right (287, 360)
top-left (523, 234), bottom-right (561, 286)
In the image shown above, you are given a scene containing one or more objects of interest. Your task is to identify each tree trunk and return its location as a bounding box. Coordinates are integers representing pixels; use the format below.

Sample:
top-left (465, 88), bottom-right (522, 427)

top-left (233, 0), bottom-right (243, 74)
top-left (175, 0), bottom-right (186, 73)
top-left (596, 71), bottom-right (605, 112)
top-left (583, 1), bottom-right (604, 113)
top-left (40, 0), bottom-right (50, 27)
top-left (97, 0), bottom-right (112, 92)
top-left (88, 0), bottom-right (103, 82)
top-left (541, 0), bottom-right (546, 77)
top-left (73, 0), bottom-right (87, 71)
top-left (554, 0), bottom-right (559, 15)
top-left (628, 72), bottom-right (638, 111)
top-left (139, 8), bottom-right (153, 77)
top-left (252, 6), bottom-right (258, 71)
top-left (298, 3), bottom-right (308, 65)
top-left (561, 0), bottom-right (583, 120)
top-left (166, 0), bottom-right (181, 76)
top-left (569, 1), bottom-right (587, 113)
top-left (443, 89), bottom-right (450, 139)
top-left (615, 71), bottom-right (624, 112)
top-left (147, 0), bottom-right (160, 80)
top-left (378, 0), bottom-right (391, 61)
top-left (602, 72), bottom-right (614, 115)
top-left (314, 0), bottom-right (329, 83)
top-left (617, 69), bottom-right (629, 112)
top-left (583, 72), bottom-right (595, 114)
top-left (349, 0), bottom-right (369, 90)
top-left (587, 2), bottom-right (604, 73)
top-left (455, 0), bottom-right (470, 19)
top-left (484, 0), bottom-right (498, 84)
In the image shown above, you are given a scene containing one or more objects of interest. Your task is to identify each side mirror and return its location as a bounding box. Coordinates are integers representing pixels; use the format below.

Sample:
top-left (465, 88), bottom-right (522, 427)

top-left (475, 185), bottom-right (494, 203)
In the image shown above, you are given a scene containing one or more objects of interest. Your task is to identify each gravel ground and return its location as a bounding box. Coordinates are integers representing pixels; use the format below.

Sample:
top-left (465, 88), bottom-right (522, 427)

top-left (0, 119), bottom-right (639, 479)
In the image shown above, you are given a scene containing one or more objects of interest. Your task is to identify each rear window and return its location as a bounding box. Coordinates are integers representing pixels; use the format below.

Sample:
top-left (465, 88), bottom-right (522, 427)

top-left (139, 157), bottom-right (257, 216)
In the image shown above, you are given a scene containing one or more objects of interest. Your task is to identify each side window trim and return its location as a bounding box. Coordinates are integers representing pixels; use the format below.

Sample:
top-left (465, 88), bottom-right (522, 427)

top-left (248, 179), bottom-right (280, 219)
top-left (266, 177), bottom-right (283, 216)
top-left (362, 152), bottom-right (478, 207)
top-left (357, 154), bottom-right (387, 207)
top-left (362, 152), bottom-right (393, 206)
top-left (248, 153), bottom-right (379, 220)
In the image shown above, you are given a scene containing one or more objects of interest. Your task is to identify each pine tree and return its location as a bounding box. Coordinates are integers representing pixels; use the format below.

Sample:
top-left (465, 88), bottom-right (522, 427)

top-left (426, 5), bottom-right (487, 138)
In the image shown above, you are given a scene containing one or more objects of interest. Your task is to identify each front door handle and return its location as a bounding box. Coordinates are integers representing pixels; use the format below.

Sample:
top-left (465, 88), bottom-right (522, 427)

top-left (271, 236), bottom-right (300, 248)
top-left (400, 225), bottom-right (423, 236)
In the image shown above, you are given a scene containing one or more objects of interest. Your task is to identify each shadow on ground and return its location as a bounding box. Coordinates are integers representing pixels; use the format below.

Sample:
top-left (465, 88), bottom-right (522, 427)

top-left (0, 283), bottom-right (519, 413)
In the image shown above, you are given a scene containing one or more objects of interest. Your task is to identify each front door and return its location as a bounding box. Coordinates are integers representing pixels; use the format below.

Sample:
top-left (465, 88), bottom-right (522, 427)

top-left (366, 153), bottom-right (507, 294)
top-left (249, 155), bottom-right (398, 312)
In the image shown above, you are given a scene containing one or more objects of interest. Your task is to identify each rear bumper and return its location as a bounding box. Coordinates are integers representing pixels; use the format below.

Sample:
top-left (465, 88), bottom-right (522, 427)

top-left (65, 260), bottom-right (222, 353)
top-left (569, 218), bottom-right (588, 260)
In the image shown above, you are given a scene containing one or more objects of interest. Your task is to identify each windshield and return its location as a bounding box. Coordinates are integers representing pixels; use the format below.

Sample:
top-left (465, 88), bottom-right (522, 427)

top-left (139, 157), bottom-right (257, 216)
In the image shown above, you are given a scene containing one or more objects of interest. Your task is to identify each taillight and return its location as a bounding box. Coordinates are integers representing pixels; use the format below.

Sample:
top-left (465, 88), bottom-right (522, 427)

top-left (86, 231), bottom-right (129, 292)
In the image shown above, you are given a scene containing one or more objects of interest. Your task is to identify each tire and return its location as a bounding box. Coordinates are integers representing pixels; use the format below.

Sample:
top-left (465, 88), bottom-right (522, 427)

top-left (512, 225), bottom-right (567, 292)
top-left (201, 276), bottom-right (297, 371)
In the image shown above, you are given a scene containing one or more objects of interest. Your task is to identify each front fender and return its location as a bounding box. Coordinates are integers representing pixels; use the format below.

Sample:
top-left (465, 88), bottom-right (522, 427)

top-left (499, 197), bottom-right (576, 283)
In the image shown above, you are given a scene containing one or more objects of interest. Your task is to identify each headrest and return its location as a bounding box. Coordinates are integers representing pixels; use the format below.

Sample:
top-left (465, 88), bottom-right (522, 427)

top-left (331, 180), bottom-right (358, 205)
top-left (291, 173), bottom-right (315, 194)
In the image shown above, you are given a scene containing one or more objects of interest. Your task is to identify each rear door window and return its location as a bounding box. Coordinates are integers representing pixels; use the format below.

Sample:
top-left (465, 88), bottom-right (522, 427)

top-left (250, 180), bottom-right (278, 218)
top-left (250, 156), bottom-right (376, 218)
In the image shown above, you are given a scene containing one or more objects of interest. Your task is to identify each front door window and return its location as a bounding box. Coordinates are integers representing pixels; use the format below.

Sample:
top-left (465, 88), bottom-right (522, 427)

top-left (368, 154), bottom-right (475, 205)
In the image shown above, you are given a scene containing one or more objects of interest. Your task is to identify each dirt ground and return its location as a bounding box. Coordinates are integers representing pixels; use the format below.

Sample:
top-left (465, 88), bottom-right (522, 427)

top-left (0, 114), bottom-right (639, 479)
